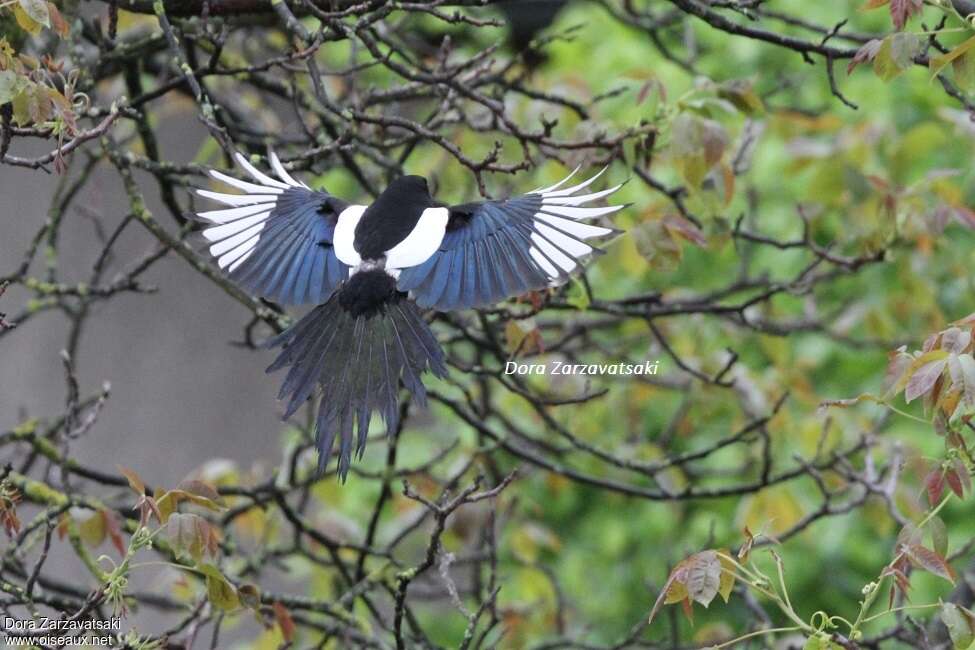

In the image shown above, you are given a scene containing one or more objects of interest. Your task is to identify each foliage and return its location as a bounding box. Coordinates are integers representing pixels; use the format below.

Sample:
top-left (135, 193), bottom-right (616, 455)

top-left (4, 0), bottom-right (975, 648)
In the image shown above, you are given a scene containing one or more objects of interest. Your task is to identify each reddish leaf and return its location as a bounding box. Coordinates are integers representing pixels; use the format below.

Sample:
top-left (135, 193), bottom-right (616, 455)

top-left (906, 356), bottom-right (947, 403)
top-left (948, 353), bottom-right (975, 408)
top-left (0, 498), bottom-right (20, 538)
top-left (943, 328), bottom-right (972, 354)
top-left (738, 526), bottom-right (754, 562)
top-left (118, 465), bottom-right (146, 495)
top-left (273, 602), bottom-right (296, 643)
top-left (648, 550), bottom-right (726, 625)
top-left (663, 214), bottom-right (707, 246)
top-left (849, 39), bottom-right (883, 74)
top-left (884, 346), bottom-right (912, 396)
top-left (684, 551), bottom-right (721, 607)
top-left (903, 543), bottom-right (956, 583)
top-left (649, 566), bottom-right (686, 625)
top-left (954, 458), bottom-right (973, 495)
top-left (102, 509), bottom-right (127, 556)
top-left (890, 0), bottom-right (923, 30)
top-left (946, 466), bottom-right (965, 499)
top-left (883, 558), bottom-right (913, 602)
top-left (135, 494), bottom-right (162, 527)
top-left (925, 468), bottom-right (945, 506)
top-left (177, 479), bottom-right (222, 504)
top-left (47, 2), bottom-right (69, 37)
top-left (167, 513), bottom-right (220, 563)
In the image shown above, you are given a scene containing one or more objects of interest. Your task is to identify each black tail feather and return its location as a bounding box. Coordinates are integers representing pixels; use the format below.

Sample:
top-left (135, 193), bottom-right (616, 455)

top-left (266, 277), bottom-right (447, 481)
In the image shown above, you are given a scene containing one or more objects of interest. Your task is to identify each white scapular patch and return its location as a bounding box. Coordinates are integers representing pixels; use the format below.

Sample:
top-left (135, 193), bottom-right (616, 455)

top-left (333, 205), bottom-right (367, 267)
top-left (523, 168), bottom-right (625, 282)
top-left (195, 150), bottom-right (306, 269)
top-left (385, 207), bottom-right (449, 270)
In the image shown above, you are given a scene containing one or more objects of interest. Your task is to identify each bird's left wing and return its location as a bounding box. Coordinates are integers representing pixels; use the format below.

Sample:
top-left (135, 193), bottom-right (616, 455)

top-left (397, 169), bottom-right (624, 311)
top-left (194, 151), bottom-right (356, 305)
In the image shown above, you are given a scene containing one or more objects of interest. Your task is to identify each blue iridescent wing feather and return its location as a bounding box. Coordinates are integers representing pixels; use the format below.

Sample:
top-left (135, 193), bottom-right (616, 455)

top-left (398, 169), bottom-right (625, 311)
top-left (194, 151), bottom-right (349, 305)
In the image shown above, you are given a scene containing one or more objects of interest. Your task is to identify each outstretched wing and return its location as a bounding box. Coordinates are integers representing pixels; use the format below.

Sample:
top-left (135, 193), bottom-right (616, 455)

top-left (397, 168), bottom-right (624, 311)
top-left (194, 151), bottom-right (355, 305)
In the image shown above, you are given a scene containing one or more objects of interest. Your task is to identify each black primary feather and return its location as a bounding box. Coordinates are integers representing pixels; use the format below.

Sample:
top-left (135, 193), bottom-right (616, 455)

top-left (265, 270), bottom-right (447, 480)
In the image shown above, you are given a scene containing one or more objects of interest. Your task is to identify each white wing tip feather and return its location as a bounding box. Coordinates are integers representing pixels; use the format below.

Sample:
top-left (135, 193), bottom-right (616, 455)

top-left (532, 165), bottom-right (582, 194)
top-left (194, 150), bottom-right (310, 268)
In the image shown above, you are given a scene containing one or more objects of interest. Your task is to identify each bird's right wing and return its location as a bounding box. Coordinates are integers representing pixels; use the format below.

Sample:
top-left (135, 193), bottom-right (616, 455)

top-left (194, 151), bottom-right (357, 306)
top-left (397, 169), bottom-right (624, 311)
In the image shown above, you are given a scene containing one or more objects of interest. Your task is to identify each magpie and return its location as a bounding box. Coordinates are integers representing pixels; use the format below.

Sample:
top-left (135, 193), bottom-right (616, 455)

top-left (194, 151), bottom-right (625, 480)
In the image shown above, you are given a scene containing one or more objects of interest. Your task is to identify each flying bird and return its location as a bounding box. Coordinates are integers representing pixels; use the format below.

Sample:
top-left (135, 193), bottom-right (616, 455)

top-left (194, 151), bottom-right (625, 480)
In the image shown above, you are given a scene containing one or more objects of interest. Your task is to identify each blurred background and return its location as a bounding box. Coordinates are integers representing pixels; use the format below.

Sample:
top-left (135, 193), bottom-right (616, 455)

top-left (4, 1), bottom-right (975, 648)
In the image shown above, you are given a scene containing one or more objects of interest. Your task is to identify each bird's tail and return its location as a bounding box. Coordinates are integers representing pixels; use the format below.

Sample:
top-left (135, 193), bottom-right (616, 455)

top-left (264, 271), bottom-right (446, 480)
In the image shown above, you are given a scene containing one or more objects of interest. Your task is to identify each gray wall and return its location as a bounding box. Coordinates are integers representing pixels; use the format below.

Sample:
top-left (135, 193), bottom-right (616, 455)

top-left (1, 119), bottom-right (288, 487)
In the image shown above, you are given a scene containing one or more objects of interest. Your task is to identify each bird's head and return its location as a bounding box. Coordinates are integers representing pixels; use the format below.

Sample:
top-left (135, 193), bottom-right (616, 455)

top-left (385, 175), bottom-right (431, 200)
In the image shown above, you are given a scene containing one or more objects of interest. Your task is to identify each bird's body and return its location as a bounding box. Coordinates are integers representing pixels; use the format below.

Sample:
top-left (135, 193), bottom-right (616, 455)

top-left (195, 151), bottom-right (625, 479)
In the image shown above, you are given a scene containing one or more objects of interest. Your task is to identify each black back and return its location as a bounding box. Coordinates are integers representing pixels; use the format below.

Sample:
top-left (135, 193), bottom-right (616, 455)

top-left (354, 175), bottom-right (433, 260)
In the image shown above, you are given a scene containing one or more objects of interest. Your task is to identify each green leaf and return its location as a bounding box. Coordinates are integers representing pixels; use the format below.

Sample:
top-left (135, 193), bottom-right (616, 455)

top-left (12, 5), bottom-right (43, 35)
top-left (929, 516), bottom-right (949, 558)
top-left (716, 79), bottom-right (764, 115)
top-left (156, 483), bottom-right (225, 517)
top-left (17, 0), bottom-right (50, 29)
top-left (632, 219), bottom-right (682, 271)
top-left (941, 602), bottom-right (975, 650)
top-left (716, 551), bottom-right (735, 603)
top-left (930, 35), bottom-right (975, 79)
top-left (167, 512), bottom-right (219, 563)
top-left (670, 113), bottom-right (728, 188)
top-left (198, 563), bottom-right (239, 612)
top-left (77, 510), bottom-right (106, 547)
top-left (803, 636), bottom-right (843, 650)
top-left (9, 82), bottom-right (53, 127)
top-left (0, 70), bottom-right (25, 105)
top-left (874, 32), bottom-right (920, 82)
top-left (954, 50), bottom-right (975, 92)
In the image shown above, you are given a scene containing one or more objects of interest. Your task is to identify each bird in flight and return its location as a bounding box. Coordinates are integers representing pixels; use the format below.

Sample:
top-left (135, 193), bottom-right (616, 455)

top-left (194, 151), bottom-right (625, 480)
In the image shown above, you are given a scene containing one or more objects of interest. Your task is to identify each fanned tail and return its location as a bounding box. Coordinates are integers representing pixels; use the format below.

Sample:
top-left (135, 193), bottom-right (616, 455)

top-left (265, 270), bottom-right (446, 480)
